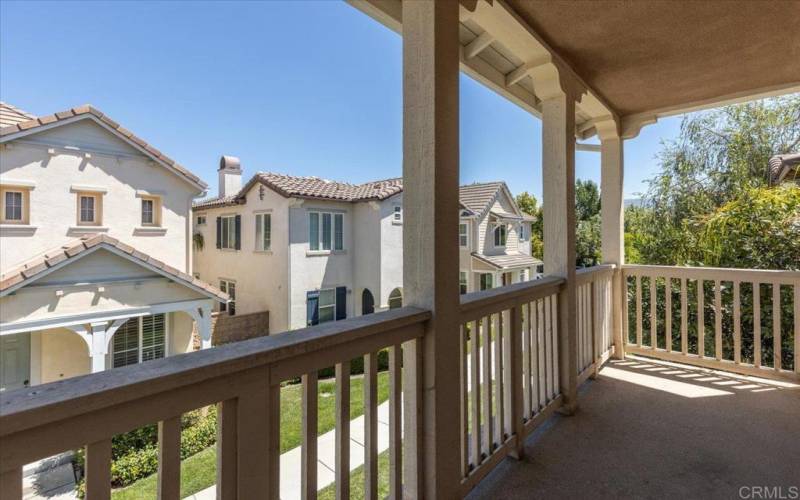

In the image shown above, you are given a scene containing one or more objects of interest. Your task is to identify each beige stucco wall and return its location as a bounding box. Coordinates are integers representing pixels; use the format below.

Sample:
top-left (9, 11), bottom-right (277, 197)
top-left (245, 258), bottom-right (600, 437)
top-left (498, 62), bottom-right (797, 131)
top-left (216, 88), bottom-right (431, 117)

top-left (38, 328), bottom-right (89, 384)
top-left (0, 118), bottom-right (199, 272)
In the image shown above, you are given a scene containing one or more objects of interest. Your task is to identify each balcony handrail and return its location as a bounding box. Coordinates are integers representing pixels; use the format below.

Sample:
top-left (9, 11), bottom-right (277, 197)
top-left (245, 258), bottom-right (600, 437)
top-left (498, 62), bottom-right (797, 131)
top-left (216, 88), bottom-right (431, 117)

top-left (0, 307), bottom-right (430, 441)
top-left (459, 275), bottom-right (565, 324)
top-left (623, 263), bottom-right (800, 284)
top-left (575, 263), bottom-right (616, 285)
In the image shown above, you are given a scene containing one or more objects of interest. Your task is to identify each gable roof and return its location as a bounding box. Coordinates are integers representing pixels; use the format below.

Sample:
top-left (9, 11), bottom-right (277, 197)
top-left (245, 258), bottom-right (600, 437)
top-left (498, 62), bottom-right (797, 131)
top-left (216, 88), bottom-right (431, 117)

top-left (0, 104), bottom-right (207, 191)
top-left (193, 172), bottom-right (403, 210)
top-left (459, 181), bottom-right (521, 219)
top-left (0, 233), bottom-right (227, 301)
top-left (0, 102), bottom-right (36, 127)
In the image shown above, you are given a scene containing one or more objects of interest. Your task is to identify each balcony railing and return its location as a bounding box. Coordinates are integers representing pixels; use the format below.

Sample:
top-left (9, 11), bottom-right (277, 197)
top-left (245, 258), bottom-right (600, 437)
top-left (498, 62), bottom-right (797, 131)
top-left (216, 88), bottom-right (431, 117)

top-left (623, 265), bottom-right (800, 383)
top-left (2, 264), bottom-right (795, 498)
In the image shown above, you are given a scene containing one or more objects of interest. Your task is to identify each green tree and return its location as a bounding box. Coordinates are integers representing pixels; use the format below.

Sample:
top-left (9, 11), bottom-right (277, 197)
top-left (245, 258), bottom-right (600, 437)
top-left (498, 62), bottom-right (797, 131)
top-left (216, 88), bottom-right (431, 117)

top-left (515, 191), bottom-right (543, 259)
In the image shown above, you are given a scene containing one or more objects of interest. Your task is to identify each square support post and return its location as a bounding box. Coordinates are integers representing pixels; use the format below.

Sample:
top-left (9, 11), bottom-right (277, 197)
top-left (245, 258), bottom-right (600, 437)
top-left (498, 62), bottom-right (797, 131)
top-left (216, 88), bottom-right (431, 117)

top-left (541, 93), bottom-right (579, 414)
top-left (599, 124), bottom-right (626, 359)
top-left (402, 0), bottom-right (462, 497)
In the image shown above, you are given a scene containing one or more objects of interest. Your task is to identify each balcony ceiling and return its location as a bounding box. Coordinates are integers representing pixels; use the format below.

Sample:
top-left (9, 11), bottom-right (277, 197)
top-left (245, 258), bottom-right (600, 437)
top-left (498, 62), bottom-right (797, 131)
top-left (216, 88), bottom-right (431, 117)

top-left (504, 0), bottom-right (800, 118)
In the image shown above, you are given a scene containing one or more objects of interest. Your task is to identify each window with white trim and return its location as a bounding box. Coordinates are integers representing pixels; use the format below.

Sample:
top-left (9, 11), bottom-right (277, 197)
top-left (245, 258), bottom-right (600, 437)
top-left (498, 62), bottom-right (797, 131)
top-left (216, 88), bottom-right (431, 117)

top-left (255, 213), bottom-right (271, 251)
top-left (112, 314), bottom-right (167, 368)
top-left (459, 223), bottom-right (468, 247)
top-left (460, 271), bottom-right (468, 295)
top-left (480, 273), bottom-right (494, 291)
top-left (393, 205), bottom-right (402, 222)
top-left (219, 279), bottom-right (236, 315)
top-left (196, 215), bottom-right (207, 226)
top-left (519, 224), bottom-right (526, 240)
top-left (493, 224), bottom-right (507, 247)
top-left (219, 215), bottom-right (238, 250)
top-left (309, 211), bottom-right (344, 251)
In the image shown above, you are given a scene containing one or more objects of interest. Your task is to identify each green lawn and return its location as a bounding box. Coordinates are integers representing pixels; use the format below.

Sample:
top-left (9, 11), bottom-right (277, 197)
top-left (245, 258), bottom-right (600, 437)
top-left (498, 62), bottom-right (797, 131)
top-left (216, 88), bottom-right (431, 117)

top-left (317, 450), bottom-right (390, 500)
top-left (112, 371), bottom-right (390, 499)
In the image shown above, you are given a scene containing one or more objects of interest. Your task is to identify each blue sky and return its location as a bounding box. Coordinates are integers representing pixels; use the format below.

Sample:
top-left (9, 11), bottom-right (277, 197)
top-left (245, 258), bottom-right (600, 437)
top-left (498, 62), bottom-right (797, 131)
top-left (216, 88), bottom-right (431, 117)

top-left (1, 0), bottom-right (682, 200)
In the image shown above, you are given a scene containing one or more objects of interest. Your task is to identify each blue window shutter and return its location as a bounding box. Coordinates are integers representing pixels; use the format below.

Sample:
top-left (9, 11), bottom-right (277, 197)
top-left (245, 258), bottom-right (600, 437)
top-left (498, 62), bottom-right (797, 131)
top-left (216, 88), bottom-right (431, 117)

top-left (234, 215), bottom-right (241, 250)
top-left (216, 217), bottom-right (221, 249)
top-left (336, 286), bottom-right (346, 320)
top-left (307, 291), bottom-right (320, 326)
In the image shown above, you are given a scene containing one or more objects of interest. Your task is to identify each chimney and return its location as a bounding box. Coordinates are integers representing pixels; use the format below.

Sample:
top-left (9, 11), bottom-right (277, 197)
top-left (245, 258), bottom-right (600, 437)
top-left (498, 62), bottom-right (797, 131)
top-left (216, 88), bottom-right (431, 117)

top-left (218, 155), bottom-right (242, 197)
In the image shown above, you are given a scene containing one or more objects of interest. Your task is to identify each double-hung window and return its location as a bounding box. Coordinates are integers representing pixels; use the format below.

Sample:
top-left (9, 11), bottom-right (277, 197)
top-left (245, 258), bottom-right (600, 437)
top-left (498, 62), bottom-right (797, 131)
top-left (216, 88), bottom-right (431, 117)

top-left (112, 314), bottom-right (167, 368)
top-left (255, 212), bottom-right (271, 251)
top-left (493, 224), bottom-right (507, 247)
top-left (217, 215), bottom-right (240, 250)
top-left (307, 286), bottom-right (346, 326)
top-left (460, 271), bottom-right (468, 295)
top-left (78, 193), bottom-right (100, 225)
top-left (309, 211), bottom-right (344, 251)
top-left (459, 223), bottom-right (468, 247)
top-left (219, 279), bottom-right (236, 315)
top-left (140, 196), bottom-right (161, 226)
top-left (1, 188), bottom-right (26, 223)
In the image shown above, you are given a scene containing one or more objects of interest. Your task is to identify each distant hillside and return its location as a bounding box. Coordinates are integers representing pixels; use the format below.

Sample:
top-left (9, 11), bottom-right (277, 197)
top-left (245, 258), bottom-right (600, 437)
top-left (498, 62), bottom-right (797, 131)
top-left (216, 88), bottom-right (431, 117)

top-left (624, 198), bottom-right (644, 208)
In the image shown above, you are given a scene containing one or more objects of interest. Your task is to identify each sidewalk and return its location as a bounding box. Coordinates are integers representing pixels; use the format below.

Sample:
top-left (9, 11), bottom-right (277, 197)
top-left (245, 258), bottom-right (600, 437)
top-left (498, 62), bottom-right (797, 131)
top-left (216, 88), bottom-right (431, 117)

top-left (185, 400), bottom-right (393, 500)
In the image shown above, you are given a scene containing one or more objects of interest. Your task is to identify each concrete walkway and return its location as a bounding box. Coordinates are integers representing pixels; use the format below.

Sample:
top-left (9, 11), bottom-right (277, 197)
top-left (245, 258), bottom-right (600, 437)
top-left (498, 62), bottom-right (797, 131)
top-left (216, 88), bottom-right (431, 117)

top-left (186, 400), bottom-right (394, 500)
top-left (467, 356), bottom-right (800, 500)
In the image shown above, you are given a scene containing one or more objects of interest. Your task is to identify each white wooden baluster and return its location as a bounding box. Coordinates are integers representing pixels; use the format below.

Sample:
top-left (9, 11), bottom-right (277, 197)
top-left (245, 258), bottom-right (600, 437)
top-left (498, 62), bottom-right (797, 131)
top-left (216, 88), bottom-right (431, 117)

top-left (85, 439), bottom-right (112, 500)
top-left (460, 325), bottom-right (469, 475)
top-left (650, 276), bottom-right (658, 349)
top-left (715, 280), bottom-right (723, 361)
top-left (501, 310), bottom-right (513, 442)
top-left (470, 320), bottom-right (481, 465)
top-left (509, 304), bottom-right (525, 458)
top-left (698, 279), bottom-right (705, 357)
top-left (302, 372), bottom-right (318, 500)
top-left (335, 362), bottom-right (350, 500)
top-left (754, 283), bottom-right (761, 368)
top-left (529, 303), bottom-right (539, 412)
top-left (734, 281), bottom-right (741, 364)
top-left (551, 295), bottom-right (560, 393)
top-left (537, 299), bottom-right (546, 406)
top-left (493, 313), bottom-right (505, 444)
top-left (773, 284), bottom-right (781, 371)
top-left (481, 315), bottom-right (492, 453)
top-left (681, 278), bottom-right (688, 355)
top-left (636, 276), bottom-right (643, 347)
top-left (665, 277), bottom-right (672, 352)
top-left (521, 305), bottom-right (531, 419)
top-left (389, 345), bottom-right (402, 498)
top-left (364, 352), bottom-right (378, 500)
top-left (544, 295), bottom-right (553, 400)
top-left (158, 416), bottom-right (181, 500)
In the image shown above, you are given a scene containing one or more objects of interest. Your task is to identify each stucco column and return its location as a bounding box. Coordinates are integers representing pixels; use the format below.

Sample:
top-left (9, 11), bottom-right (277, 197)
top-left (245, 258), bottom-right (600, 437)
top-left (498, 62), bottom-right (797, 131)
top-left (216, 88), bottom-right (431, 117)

top-left (541, 88), bottom-right (580, 414)
top-left (199, 304), bottom-right (213, 349)
top-left (402, 1), bottom-right (462, 497)
top-left (89, 322), bottom-right (109, 373)
top-left (598, 119), bottom-right (626, 359)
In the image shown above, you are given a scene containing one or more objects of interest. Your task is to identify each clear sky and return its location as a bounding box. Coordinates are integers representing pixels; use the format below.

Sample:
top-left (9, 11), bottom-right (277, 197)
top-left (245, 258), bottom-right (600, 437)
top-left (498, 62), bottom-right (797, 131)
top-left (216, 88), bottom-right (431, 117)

top-left (1, 0), bottom-right (682, 201)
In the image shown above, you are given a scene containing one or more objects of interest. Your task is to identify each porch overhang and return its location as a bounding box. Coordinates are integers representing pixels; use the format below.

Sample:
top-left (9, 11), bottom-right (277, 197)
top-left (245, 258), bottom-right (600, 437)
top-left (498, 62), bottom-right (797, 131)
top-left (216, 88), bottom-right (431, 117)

top-left (348, 0), bottom-right (800, 139)
top-left (472, 252), bottom-right (542, 271)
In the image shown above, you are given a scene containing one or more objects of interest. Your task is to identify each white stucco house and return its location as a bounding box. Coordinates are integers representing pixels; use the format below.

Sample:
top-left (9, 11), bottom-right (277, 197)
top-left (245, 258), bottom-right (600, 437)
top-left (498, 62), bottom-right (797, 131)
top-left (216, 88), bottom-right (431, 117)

top-left (192, 157), bottom-right (541, 333)
top-left (0, 103), bottom-right (226, 392)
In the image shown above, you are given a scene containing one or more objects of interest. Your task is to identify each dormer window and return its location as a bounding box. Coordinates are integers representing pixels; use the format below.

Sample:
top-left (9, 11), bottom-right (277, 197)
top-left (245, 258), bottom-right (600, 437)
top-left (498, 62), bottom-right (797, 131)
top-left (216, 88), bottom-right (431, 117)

top-left (493, 224), bottom-right (507, 247)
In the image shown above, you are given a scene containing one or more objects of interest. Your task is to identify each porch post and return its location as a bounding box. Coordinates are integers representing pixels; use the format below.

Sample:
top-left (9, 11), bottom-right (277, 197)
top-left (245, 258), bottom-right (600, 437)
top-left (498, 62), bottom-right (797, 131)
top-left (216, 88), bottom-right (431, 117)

top-left (538, 68), bottom-right (581, 414)
top-left (89, 322), bottom-right (109, 373)
top-left (598, 120), bottom-right (626, 359)
top-left (402, 0), bottom-right (462, 497)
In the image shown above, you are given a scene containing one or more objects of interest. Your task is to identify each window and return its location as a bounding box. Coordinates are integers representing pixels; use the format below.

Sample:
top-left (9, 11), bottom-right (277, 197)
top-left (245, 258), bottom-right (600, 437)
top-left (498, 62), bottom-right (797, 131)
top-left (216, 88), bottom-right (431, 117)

top-left (112, 314), bottom-right (167, 368)
top-left (520, 269), bottom-right (528, 282)
top-left (519, 224), bottom-right (526, 240)
top-left (309, 211), bottom-right (344, 251)
top-left (140, 197), bottom-right (160, 226)
top-left (493, 224), bottom-right (507, 247)
top-left (307, 286), bottom-right (346, 326)
top-left (1, 188), bottom-right (27, 223)
top-left (480, 273), bottom-right (494, 291)
top-left (219, 279), bottom-right (236, 315)
top-left (196, 215), bottom-right (207, 226)
top-left (460, 271), bottom-right (468, 295)
top-left (255, 213), bottom-right (271, 251)
top-left (216, 215), bottom-right (240, 250)
top-left (77, 193), bottom-right (101, 225)
top-left (459, 223), bottom-right (468, 247)
top-left (388, 288), bottom-right (403, 309)
top-left (393, 205), bottom-right (402, 222)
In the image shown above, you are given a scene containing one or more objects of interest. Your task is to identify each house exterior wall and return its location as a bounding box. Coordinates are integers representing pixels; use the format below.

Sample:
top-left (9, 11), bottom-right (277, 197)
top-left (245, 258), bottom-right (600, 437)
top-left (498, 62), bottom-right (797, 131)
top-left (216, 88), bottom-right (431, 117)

top-left (378, 194), bottom-right (403, 307)
top-left (353, 202), bottom-right (381, 314)
top-left (39, 328), bottom-right (89, 384)
top-left (0, 120), bottom-right (197, 271)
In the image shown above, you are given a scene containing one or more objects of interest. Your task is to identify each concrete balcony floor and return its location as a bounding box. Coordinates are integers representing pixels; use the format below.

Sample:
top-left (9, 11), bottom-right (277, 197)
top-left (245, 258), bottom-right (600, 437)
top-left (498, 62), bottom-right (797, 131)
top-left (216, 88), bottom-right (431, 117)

top-left (468, 355), bottom-right (800, 500)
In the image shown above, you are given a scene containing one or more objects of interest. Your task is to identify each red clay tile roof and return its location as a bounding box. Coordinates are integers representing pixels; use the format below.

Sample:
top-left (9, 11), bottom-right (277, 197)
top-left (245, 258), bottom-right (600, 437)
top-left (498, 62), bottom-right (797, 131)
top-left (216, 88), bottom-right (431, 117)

top-left (0, 104), bottom-right (207, 190)
top-left (0, 234), bottom-right (227, 301)
top-left (0, 102), bottom-right (36, 127)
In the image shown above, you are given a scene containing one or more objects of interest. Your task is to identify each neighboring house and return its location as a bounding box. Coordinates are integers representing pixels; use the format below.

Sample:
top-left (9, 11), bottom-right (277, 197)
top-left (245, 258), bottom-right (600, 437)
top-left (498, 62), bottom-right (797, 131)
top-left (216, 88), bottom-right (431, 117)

top-left (192, 157), bottom-right (541, 333)
top-left (0, 103), bottom-right (226, 392)
top-left (768, 153), bottom-right (800, 185)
